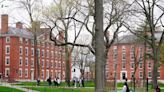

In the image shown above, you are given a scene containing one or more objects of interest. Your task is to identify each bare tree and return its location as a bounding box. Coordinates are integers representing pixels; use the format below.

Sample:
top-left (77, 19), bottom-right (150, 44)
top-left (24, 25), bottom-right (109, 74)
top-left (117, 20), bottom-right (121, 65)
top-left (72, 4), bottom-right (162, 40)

top-left (124, 0), bottom-right (164, 89)
top-left (16, 0), bottom-right (43, 79)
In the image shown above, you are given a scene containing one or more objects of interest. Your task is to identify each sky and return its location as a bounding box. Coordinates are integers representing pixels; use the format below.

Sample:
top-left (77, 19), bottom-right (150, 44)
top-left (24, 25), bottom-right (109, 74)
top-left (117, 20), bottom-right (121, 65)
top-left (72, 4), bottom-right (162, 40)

top-left (0, 0), bottom-right (53, 28)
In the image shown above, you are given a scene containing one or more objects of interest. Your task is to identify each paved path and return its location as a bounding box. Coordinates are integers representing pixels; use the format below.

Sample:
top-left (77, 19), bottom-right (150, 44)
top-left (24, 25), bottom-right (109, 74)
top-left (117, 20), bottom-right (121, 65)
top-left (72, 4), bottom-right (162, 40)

top-left (0, 82), bottom-right (39, 92)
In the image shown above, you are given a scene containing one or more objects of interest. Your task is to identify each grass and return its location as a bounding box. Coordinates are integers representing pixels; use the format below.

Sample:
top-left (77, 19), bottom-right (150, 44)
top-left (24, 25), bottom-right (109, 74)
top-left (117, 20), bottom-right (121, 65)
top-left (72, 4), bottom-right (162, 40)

top-left (25, 87), bottom-right (94, 92)
top-left (0, 86), bottom-right (24, 92)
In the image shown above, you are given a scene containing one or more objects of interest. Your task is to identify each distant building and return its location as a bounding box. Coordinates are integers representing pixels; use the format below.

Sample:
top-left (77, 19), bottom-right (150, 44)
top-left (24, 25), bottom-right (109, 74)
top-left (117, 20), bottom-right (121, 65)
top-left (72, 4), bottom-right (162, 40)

top-left (106, 34), bottom-right (164, 82)
top-left (0, 14), bottom-right (70, 81)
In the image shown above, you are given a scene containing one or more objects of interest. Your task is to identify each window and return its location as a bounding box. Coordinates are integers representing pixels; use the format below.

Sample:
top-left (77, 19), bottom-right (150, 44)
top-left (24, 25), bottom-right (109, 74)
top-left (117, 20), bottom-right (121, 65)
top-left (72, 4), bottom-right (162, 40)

top-left (31, 48), bottom-right (34, 56)
top-left (51, 61), bottom-right (53, 68)
top-left (130, 53), bottom-right (134, 60)
top-left (42, 50), bottom-right (45, 57)
top-left (46, 60), bottom-right (49, 68)
top-left (5, 46), bottom-right (10, 54)
top-left (139, 62), bottom-right (143, 69)
top-left (47, 50), bottom-right (49, 58)
top-left (25, 47), bottom-right (28, 56)
top-left (19, 46), bottom-right (23, 55)
top-left (51, 51), bottom-right (54, 58)
top-left (148, 71), bottom-right (152, 78)
top-left (131, 46), bottom-right (135, 53)
top-left (41, 70), bottom-right (44, 78)
top-left (6, 37), bottom-right (10, 43)
top-left (148, 61), bottom-right (151, 68)
top-left (31, 40), bottom-right (34, 45)
top-left (5, 57), bottom-right (10, 65)
top-left (158, 71), bottom-right (160, 78)
top-left (25, 58), bottom-right (28, 66)
top-left (139, 71), bottom-right (143, 78)
top-left (131, 71), bottom-right (134, 78)
top-left (19, 57), bottom-right (23, 66)
top-left (37, 49), bottom-right (40, 57)
top-left (42, 60), bottom-right (44, 68)
top-left (19, 68), bottom-right (22, 77)
top-left (19, 38), bottom-right (23, 44)
top-left (5, 68), bottom-right (10, 77)
top-left (31, 58), bottom-right (34, 67)
top-left (131, 62), bottom-right (134, 69)
top-left (122, 62), bottom-right (126, 69)
top-left (25, 69), bottom-right (28, 77)
top-left (25, 39), bottom-right (28, 44)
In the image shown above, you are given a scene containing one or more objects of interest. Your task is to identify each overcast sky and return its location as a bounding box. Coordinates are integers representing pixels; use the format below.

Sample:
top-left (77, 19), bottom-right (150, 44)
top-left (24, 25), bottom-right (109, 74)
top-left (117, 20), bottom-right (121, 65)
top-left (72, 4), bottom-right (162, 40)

top-left (0, 0), bottom-right (53, 28)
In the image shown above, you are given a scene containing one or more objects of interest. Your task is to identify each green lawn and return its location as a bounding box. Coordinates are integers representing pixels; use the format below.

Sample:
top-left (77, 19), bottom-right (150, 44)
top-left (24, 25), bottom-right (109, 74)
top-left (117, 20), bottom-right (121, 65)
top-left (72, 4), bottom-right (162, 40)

top-left (25, 87), bottom-right (94, 92)
top-left (0, 86), bottom-right (24, 92)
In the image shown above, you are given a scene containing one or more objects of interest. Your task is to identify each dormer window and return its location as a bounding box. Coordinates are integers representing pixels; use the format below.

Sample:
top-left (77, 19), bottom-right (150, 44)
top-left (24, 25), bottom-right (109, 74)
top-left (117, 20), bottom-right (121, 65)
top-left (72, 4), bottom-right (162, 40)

top-left (6, 37), bottom-right (10, 43)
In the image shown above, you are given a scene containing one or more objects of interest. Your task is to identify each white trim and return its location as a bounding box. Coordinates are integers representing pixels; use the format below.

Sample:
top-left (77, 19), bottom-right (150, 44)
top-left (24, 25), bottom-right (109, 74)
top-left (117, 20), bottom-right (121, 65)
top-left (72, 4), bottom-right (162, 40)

top-left (6, 37), bottom-right (10, 43)
top-left (25, 69), bottom-right (28, 78)
top-left (5, 56), bottom-right (10, 65)
top-left (5, 68), bottom-right (10, 77)
top-left (120, 71), bottom-right (127, 80)
top-left (5, 45), bottom-right (10, 54)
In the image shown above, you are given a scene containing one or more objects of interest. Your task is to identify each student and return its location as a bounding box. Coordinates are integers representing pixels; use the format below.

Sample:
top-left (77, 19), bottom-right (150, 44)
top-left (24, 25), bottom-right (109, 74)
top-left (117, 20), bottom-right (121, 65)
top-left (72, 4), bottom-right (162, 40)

top-left (155, 86), bottom-right (161, 92)
top-left (47, 77), bottom-right (52, 86)
top-left (36, 78), bottom-right (40, 86)
top-left (122, 82), bottom-right (129, 92)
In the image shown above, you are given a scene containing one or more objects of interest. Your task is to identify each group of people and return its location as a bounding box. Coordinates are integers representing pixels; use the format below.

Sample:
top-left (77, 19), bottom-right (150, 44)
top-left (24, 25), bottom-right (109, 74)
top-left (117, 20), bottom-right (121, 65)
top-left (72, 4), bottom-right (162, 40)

top-left (47, 77), bottom-right (61, 86)
top-left (36, 77), bottom-right (61, 86)
top-left (72, 77), bottom-right (85, 87)
top-left (122, 78), bottom-right (161, 92)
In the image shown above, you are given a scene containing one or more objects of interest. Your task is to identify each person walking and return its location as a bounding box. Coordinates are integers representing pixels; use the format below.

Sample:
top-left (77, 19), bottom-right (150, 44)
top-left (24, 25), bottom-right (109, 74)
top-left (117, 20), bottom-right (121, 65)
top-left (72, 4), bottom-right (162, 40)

top-left (122, 82), bottom-right (129, 92)
top-left (155, 86), bottom-right (161, 92)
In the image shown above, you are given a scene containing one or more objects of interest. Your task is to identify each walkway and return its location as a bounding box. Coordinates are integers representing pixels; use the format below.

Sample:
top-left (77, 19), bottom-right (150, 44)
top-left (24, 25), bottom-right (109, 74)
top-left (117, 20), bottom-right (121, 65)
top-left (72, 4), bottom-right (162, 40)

top-left (0, 82), bottom-right (39, 92)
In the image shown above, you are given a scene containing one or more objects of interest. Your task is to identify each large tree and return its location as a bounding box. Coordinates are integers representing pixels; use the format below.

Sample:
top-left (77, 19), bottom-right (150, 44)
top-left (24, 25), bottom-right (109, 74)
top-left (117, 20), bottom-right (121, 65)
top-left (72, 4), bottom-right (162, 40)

top-left (124, 0), bottom-right (164, 89)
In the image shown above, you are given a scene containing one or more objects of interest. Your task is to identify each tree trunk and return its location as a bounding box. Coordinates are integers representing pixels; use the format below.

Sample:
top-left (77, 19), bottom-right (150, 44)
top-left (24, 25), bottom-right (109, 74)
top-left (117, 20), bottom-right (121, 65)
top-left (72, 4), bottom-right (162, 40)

top-left (94, 0), bottom-right (105, 92)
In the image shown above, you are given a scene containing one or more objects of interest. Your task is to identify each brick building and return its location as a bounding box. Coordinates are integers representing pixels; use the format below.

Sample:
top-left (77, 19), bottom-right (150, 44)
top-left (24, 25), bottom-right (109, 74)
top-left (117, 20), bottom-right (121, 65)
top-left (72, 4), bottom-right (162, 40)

top-left (106, 35), bottom-right (164, 82)
top-left (0, 14), bottom-right (69, 81)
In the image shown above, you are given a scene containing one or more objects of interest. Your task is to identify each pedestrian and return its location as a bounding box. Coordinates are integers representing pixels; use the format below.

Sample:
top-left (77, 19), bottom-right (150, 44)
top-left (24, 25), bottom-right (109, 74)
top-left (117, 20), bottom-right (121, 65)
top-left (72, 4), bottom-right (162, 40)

top-left (81, 77), bottom-right (85, 87)
top-left (122, 82), bottom-right (130, 92)
top-left (57, 77), bottom-right (60, 86)
top-left (155, 86), bottom-right (161, 92)
top-left (53, 77), bottom-right (57, 86)
top-left (36, 78), bottom-right (40, 86)
top-left (47, 77), bottom-right (52, 86)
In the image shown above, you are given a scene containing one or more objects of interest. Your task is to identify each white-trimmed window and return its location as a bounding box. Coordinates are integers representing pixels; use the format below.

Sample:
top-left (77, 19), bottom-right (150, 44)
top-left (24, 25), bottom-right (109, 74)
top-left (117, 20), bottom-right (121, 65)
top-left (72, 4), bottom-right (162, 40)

top-left (37, 49), bottom-right (40, 57)
top-left (131, 62), bottom-right (134, 69)
top-left (42, 60), bottom-right (44, 68)
top-left (51, 60), bottom-right (53, 68)
top-left (5, 57), bottom-right (10, 65)
top-left (41, 70), bottom-right (44, 78)
top-left (25, 47), bottom-right (28, 56)
top-left (139, 62), bottom-right (143, 69)
top-left (31, 58), bottom-right (34, 67)
top-left (19, 68), bottom-right (22, 77)
top-left (148, 71), bottom-right (152, 78)
top-left (19, 46), bottom-right (23, 55)
top-left (31, 40), bottom-right (34, 45)
top-left (158, 71), bottom-right (160, 78)
top-left (42, 50), bottom-right (45, 57)
top-left (131, 71), bottom-right (134, 78)
top-left (31, 48), bottom-right (34, 56)
top-left (148, 61), bottom-right (151, 68)
top-left (47, 50), bottom-right (49, 58)
top-left (6, 37), bottom-right (10, 43)
top-left (139, 71), bottom-right (143, 78)
top-left (5, 68), bottom-right (10, 77)
top-left (25, 58), bottom-right (28, 66)
top-left (25, 69), bottom-right (28, 77)
top-left (25, 39), bottom-right (28, 44)
top-left (19, 57), bottom-right (23, 66)
top-left (51, 51), bottom-right (54, 58)
top-left (46, 60), bottom-right (49, 68)
top-left (5, 46), bottom-right (10, 54)
top-left (19, 38), bottom-right (23, 44)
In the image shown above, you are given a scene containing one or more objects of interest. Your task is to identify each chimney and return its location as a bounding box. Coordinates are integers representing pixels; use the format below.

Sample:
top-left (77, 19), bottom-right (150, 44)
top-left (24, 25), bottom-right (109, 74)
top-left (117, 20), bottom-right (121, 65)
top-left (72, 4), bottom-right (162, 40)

top-left (16, 22), bottom-right (23, 29)
top-left (1, 14), bottom-right (8, 33)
